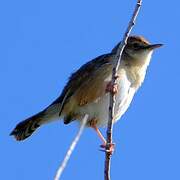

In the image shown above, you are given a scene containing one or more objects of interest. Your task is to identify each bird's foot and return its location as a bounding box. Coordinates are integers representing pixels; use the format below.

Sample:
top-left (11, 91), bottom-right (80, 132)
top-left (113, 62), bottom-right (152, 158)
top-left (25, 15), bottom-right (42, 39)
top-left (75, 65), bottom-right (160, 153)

top-left (100, 143), bottom-right (115, 155)
top-left (105, 81), bottom-right (118, 94)
top-left (90, 123), bottom-right (115, 154)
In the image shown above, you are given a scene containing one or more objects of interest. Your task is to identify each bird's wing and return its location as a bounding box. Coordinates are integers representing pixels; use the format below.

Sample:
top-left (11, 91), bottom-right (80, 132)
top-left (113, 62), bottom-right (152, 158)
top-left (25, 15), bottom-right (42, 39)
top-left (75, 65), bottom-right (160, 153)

top-left (51, 53), bottom-right (114, 118)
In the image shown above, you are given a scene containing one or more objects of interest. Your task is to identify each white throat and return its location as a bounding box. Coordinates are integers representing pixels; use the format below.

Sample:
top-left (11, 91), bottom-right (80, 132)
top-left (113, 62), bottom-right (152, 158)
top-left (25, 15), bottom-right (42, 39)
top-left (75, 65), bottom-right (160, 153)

top-left (139, 50), bottom-right (153, 67)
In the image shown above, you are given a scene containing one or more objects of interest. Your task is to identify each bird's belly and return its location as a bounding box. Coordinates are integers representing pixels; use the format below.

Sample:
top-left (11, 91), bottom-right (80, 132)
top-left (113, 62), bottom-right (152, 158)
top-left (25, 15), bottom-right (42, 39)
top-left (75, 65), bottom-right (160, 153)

top-left (78, 87), bottom-right (136, 127)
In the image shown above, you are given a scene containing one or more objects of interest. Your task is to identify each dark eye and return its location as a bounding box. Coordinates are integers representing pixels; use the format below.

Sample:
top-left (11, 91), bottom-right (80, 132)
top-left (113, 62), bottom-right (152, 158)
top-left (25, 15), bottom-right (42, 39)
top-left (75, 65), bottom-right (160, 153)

top-left (132, 43), bottom-right (140, 48)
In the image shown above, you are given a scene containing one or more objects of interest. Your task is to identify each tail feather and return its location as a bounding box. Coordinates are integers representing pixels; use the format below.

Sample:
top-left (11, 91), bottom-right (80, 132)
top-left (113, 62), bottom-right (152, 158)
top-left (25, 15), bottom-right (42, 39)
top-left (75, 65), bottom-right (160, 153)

top-left (10, 111), bottom-right (44, 141)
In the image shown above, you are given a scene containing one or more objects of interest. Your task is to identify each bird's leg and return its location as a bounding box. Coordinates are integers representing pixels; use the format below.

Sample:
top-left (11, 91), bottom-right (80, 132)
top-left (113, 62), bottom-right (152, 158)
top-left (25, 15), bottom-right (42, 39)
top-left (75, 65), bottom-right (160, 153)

top-left (105, 76), bottom-right (119, 94)
top-left (91, 123), bottom-right (115, 154)
top-left (91, 124), bottom-right (106, 146)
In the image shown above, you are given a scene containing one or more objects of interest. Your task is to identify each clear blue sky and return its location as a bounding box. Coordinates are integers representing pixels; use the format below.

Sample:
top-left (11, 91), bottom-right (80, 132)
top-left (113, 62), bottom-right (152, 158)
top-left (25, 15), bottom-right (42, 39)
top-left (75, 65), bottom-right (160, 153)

top-left (1, 0), bottom-right (180, 179)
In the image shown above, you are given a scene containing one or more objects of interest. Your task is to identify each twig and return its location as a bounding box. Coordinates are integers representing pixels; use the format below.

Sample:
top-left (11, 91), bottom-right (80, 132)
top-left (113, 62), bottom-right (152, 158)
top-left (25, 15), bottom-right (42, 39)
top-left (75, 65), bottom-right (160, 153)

top-left (104, 1), bottom-right (142, 180)
top-left (54, 114), bottom-right (89, 180)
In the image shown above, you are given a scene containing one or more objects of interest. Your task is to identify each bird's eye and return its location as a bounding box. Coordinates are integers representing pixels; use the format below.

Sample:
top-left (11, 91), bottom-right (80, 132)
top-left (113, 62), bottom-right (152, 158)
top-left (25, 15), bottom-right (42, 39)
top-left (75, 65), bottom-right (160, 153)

top-left (132, 43), bottom-right (140, 48)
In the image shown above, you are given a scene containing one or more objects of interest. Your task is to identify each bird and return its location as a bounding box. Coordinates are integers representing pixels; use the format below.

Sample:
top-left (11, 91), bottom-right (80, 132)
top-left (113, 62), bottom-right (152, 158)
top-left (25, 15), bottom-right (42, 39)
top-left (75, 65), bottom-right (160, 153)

top-left (10, 35), bottom-right (162, 151)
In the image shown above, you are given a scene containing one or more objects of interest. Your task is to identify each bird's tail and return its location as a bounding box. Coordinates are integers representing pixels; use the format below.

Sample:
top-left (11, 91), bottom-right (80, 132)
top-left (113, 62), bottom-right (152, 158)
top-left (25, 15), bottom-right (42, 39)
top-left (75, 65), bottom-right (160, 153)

top-left (10, 111), bottom-right (46, 141)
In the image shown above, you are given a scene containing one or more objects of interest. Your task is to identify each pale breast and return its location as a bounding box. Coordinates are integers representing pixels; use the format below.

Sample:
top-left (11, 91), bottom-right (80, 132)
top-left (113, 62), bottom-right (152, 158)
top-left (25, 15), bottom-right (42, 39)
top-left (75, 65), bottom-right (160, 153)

top-left (77, 68), bottom-right (136, 127)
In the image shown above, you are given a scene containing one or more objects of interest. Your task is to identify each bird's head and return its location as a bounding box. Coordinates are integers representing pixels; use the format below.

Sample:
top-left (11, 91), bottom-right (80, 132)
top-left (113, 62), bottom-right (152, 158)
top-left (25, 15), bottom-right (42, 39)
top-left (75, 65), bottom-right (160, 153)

top-left (112, 35), bottom-right (163, 66)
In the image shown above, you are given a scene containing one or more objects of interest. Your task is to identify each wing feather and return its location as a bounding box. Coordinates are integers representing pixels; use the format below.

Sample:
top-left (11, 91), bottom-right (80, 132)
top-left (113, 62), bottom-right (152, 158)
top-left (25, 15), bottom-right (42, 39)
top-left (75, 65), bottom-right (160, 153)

top-left (51, 53), bottom-right (114, 118)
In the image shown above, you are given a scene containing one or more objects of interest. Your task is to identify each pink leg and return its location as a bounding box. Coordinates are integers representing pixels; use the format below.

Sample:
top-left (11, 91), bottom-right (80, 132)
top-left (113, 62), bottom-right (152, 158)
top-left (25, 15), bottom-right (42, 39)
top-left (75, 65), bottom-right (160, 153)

top-left (92, 125), bottom-right (106, 145)
top-left (91, 125), bottom-right (115, 154)
top-left (105, 81), bottom-right (118, 94)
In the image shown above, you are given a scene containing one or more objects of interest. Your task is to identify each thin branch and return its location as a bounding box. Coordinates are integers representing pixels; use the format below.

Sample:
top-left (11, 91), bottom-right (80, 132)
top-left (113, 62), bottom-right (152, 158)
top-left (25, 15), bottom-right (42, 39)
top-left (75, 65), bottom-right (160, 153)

top-left (104, 1), bottom-right (142, 180)
top-left (54, 114), bottom-right (89, 180)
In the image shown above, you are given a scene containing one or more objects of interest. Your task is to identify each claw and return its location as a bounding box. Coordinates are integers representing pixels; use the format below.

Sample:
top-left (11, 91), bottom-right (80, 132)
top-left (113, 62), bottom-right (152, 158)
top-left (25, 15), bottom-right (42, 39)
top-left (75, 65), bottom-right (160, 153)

top-left (100, 144), bottom-right (106, 149)
top-left (99, 143), bottom-right (115, 155)
top-left (90, 123), bottom-right (116, 154)
top-left (106, 82), bottom-right (118, 94)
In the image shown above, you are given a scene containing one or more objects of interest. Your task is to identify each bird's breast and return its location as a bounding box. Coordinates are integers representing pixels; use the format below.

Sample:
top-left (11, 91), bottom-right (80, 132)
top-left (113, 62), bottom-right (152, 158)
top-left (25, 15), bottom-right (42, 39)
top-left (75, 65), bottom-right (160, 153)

top-left (77, 69), bottom-right (136, 127)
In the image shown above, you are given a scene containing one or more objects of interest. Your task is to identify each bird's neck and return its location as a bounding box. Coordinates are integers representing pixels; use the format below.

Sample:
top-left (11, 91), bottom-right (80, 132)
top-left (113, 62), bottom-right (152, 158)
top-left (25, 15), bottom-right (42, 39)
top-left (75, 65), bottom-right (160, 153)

top-left (122, 52), bottom-right (153, 89)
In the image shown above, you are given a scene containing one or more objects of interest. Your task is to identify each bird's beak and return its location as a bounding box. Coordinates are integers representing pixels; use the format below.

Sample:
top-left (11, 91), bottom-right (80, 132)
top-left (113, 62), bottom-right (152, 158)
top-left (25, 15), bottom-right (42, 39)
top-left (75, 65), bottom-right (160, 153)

top-left (146, 44), bottom-right (163, 50)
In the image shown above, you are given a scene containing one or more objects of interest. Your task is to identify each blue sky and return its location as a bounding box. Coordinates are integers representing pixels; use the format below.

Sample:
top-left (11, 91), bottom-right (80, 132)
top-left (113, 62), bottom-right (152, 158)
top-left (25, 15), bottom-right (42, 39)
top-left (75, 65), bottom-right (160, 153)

top-left (1, 0), bottom-right (180, 179)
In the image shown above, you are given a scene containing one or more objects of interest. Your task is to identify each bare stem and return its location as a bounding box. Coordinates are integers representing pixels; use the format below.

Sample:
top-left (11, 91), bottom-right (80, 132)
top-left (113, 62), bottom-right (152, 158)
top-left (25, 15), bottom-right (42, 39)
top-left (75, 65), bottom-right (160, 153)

top-left (104, 1), bottom-right (142, 180)
top-left (54, 114), bottom-right (89, 180)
